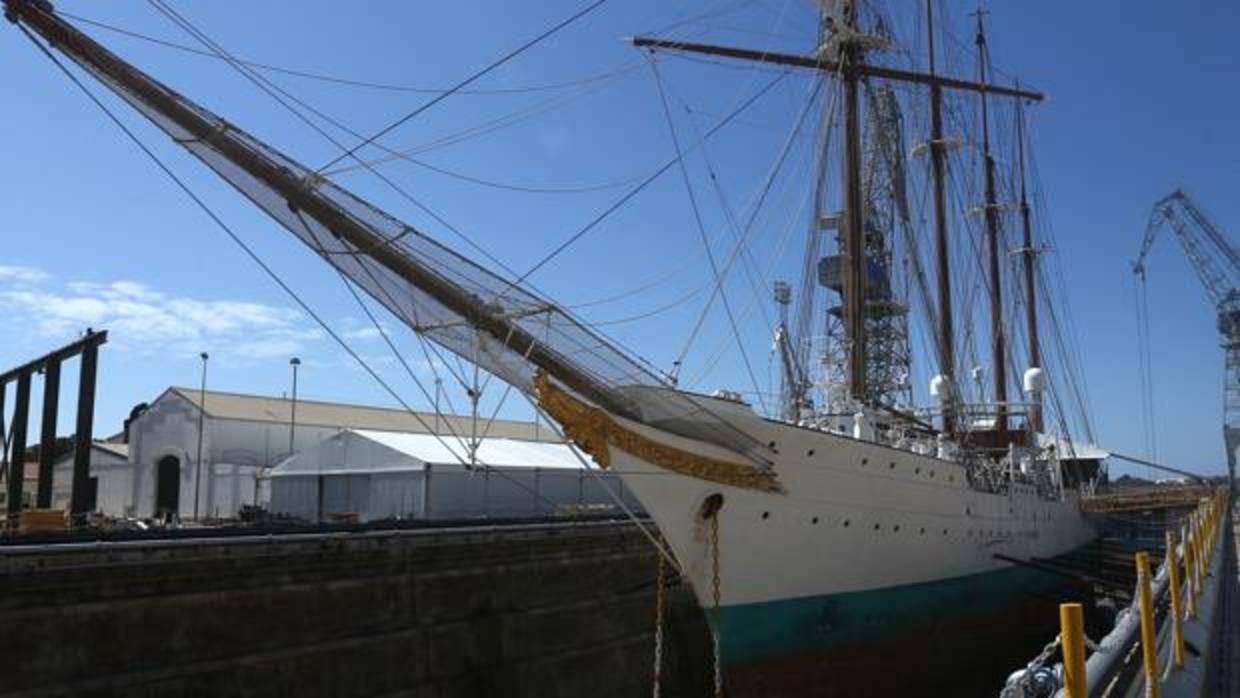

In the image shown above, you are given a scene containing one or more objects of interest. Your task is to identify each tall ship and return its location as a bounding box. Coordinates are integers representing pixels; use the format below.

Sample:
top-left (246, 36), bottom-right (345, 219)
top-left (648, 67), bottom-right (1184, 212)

top-left (5, 0), bottom-right (1105, 694)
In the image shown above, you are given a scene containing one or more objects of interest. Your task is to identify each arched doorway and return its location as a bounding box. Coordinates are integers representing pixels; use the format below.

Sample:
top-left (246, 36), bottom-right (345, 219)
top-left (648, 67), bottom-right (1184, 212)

top-left (155, 455), bottom-right (180, 518)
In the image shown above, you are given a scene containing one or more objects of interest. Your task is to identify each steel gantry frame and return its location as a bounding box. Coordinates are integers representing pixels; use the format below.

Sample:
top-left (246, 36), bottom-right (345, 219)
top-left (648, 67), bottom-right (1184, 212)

top-left (1134, 190), bottom-right (1240, 493)
top-left (0, 329), bottom-right (107, 524)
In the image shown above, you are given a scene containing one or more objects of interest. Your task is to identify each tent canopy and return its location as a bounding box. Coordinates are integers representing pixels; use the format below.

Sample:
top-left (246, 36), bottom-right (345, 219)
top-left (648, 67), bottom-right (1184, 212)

top-left (270, 429), bottom-right (586, 477)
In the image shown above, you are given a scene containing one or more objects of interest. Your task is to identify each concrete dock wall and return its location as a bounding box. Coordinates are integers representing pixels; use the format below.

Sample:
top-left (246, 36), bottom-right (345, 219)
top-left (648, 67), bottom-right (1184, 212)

top-left (0, 522), bottom-right (711, 697)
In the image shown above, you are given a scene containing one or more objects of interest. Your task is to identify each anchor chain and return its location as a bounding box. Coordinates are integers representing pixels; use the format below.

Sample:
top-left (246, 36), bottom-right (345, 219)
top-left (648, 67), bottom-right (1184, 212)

top-left (651, 552), bottom-right (666, 697)
top-left (711, 513), bottom-right (723, 698)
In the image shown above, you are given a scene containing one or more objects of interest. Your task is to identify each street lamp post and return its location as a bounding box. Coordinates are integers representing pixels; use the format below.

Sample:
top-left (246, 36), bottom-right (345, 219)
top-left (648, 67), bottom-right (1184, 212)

top-left (193, 352), bottom-right (208, 521)
top-left (289, 357), bottom-right (301, 458)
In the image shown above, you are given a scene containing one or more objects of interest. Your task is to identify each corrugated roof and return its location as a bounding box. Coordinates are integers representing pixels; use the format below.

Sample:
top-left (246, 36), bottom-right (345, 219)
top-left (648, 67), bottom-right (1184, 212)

top-left (166, 387), bottom-right (547, 441)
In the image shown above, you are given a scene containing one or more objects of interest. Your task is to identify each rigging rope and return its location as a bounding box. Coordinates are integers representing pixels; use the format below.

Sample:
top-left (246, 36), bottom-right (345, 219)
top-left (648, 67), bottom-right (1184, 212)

top-left (512, 71), bottom-right (790, 289)
top-left (60, 10), bottom-right (643, 96)
top-left (20, 20), bottom-right (575, 513)
top-left (1134, 273), bottom-right (1158, 460)
top-left (316, 0), bottom-right (609, 174)
top-left (670, 74), bottom-right (825, 382)
top-left (649, 56), bottom-right (764, 406)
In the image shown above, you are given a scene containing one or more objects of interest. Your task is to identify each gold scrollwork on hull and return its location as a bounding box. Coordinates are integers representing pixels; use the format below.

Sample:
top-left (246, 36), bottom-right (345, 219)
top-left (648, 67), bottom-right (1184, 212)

top-left (534, 371), bottom-right (785, 494)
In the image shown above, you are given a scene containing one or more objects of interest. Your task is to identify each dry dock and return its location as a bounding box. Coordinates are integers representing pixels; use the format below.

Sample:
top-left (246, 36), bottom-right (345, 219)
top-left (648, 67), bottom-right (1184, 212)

top-left (0, 520), bottom-right (711, 698)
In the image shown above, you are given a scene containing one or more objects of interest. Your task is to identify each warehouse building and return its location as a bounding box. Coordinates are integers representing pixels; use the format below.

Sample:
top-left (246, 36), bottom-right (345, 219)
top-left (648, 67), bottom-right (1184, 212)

top-left (84, 386), bottom-right (554, 520)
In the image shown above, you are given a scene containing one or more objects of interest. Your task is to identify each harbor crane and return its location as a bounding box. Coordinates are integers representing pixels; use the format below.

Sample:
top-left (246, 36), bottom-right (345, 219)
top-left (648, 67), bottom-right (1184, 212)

top-left (1133, 190), bottom-right (1240, 492)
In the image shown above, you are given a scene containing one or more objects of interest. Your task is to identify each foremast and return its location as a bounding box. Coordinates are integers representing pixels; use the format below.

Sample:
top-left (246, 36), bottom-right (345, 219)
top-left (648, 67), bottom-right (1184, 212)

top-left (2, 0), bottom-right (783, 469)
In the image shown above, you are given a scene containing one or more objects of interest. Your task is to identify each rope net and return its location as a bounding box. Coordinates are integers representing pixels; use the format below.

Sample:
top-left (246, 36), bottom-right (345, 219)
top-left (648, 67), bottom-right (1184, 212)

top-left (27, 4), bottom-right (764, 458)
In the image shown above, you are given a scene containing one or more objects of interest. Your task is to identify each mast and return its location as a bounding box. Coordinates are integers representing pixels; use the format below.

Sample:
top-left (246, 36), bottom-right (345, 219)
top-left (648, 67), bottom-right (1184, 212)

top-left (1015, 95), bottom-right (1042, 433)
top-left (974, 11), bottom-right (1008, 434)
top-left (839, 2), bottom-right (868, 403)
top-left (926, 0), bottom-right (956, 435)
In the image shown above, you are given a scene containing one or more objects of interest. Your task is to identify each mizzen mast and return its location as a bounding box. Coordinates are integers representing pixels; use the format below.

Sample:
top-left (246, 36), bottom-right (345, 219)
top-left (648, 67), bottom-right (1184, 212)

top-left (973, 11), bottom-right (1009, 435)
top-left (1015, 96), bottom-right (1043, 433)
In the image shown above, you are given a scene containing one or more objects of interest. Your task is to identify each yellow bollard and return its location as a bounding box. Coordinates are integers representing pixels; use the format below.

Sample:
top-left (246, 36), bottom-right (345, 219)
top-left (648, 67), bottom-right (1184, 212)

top-left (1191, 513), bottom-right (1203, 586)
top-left (1165, 531), bottom-right (1185, 669)
top-left (1184, 522), bottom-right (1199, 620)
top-left (1136, 552), bottom-right (1160, 698)
top-left (1060, 602), bottom-right (1087, 698)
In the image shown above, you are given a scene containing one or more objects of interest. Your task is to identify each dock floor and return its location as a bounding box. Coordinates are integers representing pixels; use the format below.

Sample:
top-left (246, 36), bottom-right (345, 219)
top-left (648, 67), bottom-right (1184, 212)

top-left (1208, 496), bottom-right (1238, 697)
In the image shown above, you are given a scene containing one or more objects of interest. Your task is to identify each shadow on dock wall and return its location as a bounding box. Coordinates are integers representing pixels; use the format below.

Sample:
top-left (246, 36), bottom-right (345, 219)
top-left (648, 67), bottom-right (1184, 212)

top-left (0, 524), bottom-right (712, 697)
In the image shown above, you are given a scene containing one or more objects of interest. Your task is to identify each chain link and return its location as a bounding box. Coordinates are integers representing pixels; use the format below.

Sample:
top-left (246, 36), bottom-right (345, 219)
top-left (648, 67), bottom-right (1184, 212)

top-left (651, 552), bottom-right (666, 698)
top-left (711, 514), bottom-right (723, 698)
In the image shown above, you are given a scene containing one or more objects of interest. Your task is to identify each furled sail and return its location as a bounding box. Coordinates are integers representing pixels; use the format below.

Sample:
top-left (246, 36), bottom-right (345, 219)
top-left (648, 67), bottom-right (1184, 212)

top-left (4, 0), bottom-right (767, 458)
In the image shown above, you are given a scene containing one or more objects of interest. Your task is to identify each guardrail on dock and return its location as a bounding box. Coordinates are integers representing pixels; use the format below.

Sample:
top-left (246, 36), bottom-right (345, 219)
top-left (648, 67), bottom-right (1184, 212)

top-left (1002, 488), bottom-right (1230, 698)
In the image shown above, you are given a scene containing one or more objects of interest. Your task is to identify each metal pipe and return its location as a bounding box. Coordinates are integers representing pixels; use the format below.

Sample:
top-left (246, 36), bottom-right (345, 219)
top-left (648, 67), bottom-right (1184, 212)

top-left (0, 518), bottom-right (640, 556)
top-left (193, 352), bottom-right (208, 521)
top-left (289, 357), bottom-right (300, 457)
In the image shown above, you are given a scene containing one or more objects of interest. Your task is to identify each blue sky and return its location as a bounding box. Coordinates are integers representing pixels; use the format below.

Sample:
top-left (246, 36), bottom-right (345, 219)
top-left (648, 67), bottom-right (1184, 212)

top-left (1, 1), bottom-right (1236, 477)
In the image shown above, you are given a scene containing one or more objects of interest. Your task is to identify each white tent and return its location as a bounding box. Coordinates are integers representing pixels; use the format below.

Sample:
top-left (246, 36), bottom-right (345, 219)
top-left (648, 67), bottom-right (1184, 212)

top-left (268, 429), bottom-right (639, 522)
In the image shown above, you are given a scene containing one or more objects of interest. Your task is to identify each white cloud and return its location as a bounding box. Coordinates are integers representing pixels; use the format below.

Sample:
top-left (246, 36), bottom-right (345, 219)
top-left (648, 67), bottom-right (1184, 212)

top-left (0, 265), bottom-right (51, 284)
top-left (0, 269), bottom-right (325, 363)
top-left (343, 325), bottom-right (386, 342)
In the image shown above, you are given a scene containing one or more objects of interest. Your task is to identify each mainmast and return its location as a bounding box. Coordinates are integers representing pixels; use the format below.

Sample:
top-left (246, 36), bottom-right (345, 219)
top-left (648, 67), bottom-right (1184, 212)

top-left (925, 0), bottom-right (956, 435)
top-left (632, 6), bottom-right (1042, 429)
top-left (1015, 96), bottom-right (1043, 433)
top-left (838, 1), bottom-right (869, 403)
top-left (974, 12), bottom-right (1009, 434)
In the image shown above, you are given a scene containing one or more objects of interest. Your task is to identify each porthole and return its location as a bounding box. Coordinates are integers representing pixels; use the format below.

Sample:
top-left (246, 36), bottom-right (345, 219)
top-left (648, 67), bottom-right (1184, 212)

top-left (873, 523), bottom-right (881, 531)
top-left (949, 475), bottom-right (955, 482)
top-left (768, 440), bottom-right (777, 449)
top-left (919, 527), bottom-right (926, 535)
top-left (861, 458), bottom-right (868, 466)
top-left (914, 467), bottom-right (921, 475)
top-left (893, 525), bottom-right (901, 532)
top-left (807, 449), bottom-right (815, 457)
top-left (942, 529), bottom-right (948, 535)
top-left (843, 519), bottom-right (851, 528)
top-left (761, 511), bottom-right (770, 520)
top-left (929, 470), bottom-right (935, 478)
top-left (811, 516), bottom-right (819, 525)
top-left (888, 461), bottom-right (896, 469)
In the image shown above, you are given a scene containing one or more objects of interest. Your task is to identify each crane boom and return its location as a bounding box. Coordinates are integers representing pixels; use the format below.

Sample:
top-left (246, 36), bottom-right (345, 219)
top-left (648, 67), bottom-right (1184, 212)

top-left (1134, 190), bottom-right (1240, 309)
top-left (1134, 189), bottom-right (1239, 493)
